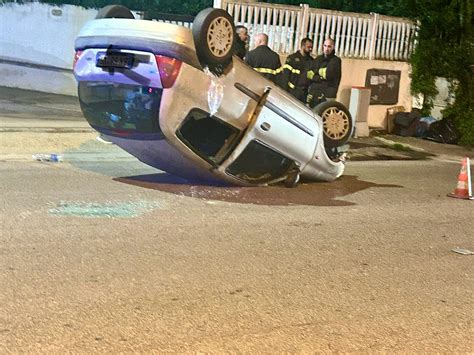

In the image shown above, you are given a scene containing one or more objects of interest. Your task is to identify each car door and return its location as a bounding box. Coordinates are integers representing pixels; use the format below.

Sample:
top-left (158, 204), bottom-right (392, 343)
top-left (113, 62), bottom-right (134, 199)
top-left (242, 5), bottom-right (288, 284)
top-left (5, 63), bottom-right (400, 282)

top-left (217, 85), bottom-right (320, 185)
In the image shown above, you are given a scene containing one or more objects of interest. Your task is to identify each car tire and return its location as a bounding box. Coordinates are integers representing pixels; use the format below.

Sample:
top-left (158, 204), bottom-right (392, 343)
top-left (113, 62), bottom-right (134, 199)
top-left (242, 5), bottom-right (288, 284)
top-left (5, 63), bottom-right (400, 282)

top-left (284, 170), bottom-right (300, 188)
top-left (192, 8), bottom-right (235, 75)
top-left (313, 100), bottom-right (353, 147)
top-left (96, 5), bottom-right (135, 19)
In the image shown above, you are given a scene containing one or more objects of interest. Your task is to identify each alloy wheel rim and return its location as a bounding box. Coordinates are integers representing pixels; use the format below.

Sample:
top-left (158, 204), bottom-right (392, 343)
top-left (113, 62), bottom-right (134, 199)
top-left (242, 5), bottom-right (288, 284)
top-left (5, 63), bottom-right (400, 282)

top-left (322, 107), bottom-right (350, 139)
top-left (207, 17), bottom-right (233, 58)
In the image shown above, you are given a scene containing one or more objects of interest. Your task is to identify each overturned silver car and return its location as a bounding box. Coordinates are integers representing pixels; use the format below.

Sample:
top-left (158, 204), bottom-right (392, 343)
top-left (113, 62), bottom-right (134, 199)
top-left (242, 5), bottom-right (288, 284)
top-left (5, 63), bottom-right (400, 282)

top-left (73, 6), bottom-right (353, 187)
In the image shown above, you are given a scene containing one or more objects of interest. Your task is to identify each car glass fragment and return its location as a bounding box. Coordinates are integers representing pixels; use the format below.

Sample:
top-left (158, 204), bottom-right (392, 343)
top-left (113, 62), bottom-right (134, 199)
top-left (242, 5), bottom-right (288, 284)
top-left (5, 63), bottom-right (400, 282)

top-left (204, 67), bottom-right (224, 116)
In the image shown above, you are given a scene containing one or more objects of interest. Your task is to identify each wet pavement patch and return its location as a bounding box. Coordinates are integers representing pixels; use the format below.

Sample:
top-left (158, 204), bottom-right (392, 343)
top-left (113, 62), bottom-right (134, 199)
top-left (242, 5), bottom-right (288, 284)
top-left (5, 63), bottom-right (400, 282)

top-left (48, 200), bottom-right (163, 218)
top-left (116, 174), bottom-right (401, 206)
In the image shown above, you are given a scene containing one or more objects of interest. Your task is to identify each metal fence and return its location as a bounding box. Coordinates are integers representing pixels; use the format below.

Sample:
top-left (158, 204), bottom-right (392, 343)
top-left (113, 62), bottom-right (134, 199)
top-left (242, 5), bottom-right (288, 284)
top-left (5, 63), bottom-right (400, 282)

top-left (216, 1), bottom-right (417, 61)
top-left (144, 12), bottom-right (194, 28)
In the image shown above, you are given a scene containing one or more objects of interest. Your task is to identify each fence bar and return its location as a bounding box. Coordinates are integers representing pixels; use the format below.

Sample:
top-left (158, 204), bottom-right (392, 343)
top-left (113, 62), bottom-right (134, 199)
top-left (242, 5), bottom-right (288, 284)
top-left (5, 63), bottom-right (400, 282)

top-left (334, 16), bottom-right (341, 54)
top-left (361, 18), bottom-right (369, 58)
top-left (389, 21), bottom-right (396, 60)
top-left (299, 4), bottom-right (310, 45)
top-left (252, 6), bottom-right (259, 37)
top-left (355, 18), bottom-right (361, 58)
top-left (312, 13), bottom-right (321, 54)
top-left (344, 15), bottom-right (352, 57)
top-left (227, 3), bottom-right (234, 18)
top-left (400, 22), bottom-right (408, 60)
top-left (308, 12), bottom-right (315, 40)
top-left (275, 8), bottom-right (284, 53)
top-left (289, 10), bottom-right (296, 53)
top-left (408, 23), bottom-right (417, 59)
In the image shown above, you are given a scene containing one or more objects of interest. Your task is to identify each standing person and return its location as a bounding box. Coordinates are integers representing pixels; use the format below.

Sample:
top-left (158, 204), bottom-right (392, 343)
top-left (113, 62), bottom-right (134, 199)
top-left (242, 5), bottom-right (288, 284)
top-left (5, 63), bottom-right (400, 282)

top-left (245, 33), bottom-right (282, 83)
top-left (234, 25), bottom-right (249, 60)
top-left (280, 37), bottom-right (314, 102)
top-left (306, 38), bottom-right (341, 108)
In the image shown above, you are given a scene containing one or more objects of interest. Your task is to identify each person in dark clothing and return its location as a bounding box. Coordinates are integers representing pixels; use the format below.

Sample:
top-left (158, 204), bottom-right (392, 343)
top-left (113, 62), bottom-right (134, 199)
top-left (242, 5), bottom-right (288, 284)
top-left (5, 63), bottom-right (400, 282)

top-left (306, 38), bottom-right (341, 108)
top-left (245, 33), bottom-right (282, 83)
top-left (280, 37), bottom-right (314, 102)
top-left (234, 25), bottom-right (248, 60)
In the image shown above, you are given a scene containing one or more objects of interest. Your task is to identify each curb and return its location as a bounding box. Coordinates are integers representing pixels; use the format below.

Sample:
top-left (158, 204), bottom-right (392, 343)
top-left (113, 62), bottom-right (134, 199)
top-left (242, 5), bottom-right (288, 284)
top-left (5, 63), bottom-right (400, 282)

top-left (374, 136), bottom-right (427, 152)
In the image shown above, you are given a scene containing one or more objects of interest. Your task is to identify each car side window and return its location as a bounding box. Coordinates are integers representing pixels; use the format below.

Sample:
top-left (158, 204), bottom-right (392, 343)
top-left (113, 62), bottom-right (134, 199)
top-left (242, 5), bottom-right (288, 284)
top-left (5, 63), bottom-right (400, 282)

top-left (177, 108), bottom-right (240, 165)
top-left (226, 140), bottom-right (294, 183)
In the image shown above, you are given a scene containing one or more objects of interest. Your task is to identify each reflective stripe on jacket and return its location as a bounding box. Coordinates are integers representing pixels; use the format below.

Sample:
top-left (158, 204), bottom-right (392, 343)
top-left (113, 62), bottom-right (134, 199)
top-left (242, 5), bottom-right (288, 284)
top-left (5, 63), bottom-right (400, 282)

top-left (245, 45), bottom-right (282, 82)
top-left (279, 51), bottom-right (313, 93)
top-left (306, 52), bottom-right (341, 90)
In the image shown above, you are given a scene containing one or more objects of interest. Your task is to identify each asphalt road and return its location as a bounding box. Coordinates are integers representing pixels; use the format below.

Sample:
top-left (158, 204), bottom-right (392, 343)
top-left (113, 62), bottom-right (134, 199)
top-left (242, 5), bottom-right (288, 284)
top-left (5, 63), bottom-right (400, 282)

top-left (0, 87), bottom-right (473, 352)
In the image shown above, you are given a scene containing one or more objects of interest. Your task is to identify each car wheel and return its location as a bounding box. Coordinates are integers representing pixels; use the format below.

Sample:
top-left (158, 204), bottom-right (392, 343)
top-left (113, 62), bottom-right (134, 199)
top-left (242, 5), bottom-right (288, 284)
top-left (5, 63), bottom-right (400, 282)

top-left (313, 101), bottom-right (353, 147)
top-left (96, 5), bottom-right (135, 19)
top-left (192, 8), bottom-right (235, 75)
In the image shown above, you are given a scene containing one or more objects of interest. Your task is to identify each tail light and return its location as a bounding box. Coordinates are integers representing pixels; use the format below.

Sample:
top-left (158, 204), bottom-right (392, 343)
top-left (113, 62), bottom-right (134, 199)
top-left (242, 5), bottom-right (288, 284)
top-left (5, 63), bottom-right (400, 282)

top-left (155, 55), bottom-right (182, 88)
top-left (73, 50), bottom-right (83, 70)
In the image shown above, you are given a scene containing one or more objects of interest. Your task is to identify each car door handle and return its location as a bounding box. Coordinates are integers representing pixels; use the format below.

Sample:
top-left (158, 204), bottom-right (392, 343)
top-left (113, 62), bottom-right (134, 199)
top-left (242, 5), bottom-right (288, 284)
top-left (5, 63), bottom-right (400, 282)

top-left (260, 122), bottom-right (271, 131)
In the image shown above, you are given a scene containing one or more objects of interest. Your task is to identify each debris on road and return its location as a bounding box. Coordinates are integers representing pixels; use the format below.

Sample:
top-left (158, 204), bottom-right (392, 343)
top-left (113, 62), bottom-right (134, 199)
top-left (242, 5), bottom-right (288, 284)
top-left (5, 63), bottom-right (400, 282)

top-left (48, 200), bottom-right (163, 218)
top-left (96, 134), bottom-right (114, 144)
top-left (451, 248), bottom-right (474, 255)
top-left (32, 153), bottom-right (62, 162)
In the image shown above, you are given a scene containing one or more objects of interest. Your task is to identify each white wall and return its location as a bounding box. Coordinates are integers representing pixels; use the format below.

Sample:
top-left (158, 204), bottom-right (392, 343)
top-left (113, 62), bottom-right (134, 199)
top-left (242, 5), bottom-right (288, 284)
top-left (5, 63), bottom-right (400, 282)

top-left (0, 2), bottom-right (97, 95)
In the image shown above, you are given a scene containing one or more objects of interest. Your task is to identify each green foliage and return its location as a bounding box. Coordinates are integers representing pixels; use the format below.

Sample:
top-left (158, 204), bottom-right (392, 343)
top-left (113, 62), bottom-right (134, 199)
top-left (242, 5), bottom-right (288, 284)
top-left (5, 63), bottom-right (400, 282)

top-left (0, 0), bottom-right (213, 16)
top-left (44, 1), bottom-right (149, 10)
top-left (409, 40), bottom-right (439, 115)
top-left (261, 0), bottom-right (411, 16)
top-left (406, 0), bottom-right (473, 145)
top-left (442, 74), bottom-right (474, 145)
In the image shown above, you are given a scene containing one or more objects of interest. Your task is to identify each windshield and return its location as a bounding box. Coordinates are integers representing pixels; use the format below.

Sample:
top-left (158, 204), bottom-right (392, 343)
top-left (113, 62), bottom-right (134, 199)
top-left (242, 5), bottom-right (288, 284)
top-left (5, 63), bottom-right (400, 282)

top-left (78, 82), bottom-right (162, 134)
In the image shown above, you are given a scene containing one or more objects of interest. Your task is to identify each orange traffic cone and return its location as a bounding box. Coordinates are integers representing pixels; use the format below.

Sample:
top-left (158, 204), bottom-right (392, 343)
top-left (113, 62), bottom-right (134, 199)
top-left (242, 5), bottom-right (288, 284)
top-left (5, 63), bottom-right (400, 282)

top-left (448, 157), bottom-right (473, 200)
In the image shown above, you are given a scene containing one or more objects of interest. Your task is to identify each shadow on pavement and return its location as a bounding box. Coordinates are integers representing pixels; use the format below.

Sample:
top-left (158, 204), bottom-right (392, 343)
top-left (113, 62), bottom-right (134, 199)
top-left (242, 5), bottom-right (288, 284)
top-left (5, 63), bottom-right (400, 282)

top-left (114, 174), bottom-right (402, 206)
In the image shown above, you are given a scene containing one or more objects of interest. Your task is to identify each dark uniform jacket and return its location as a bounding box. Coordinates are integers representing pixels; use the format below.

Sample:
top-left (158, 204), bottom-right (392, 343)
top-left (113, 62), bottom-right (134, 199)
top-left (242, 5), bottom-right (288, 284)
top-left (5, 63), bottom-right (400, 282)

top-left (279, 51), bottom-right (313, 102)
top-left (234, 38), bottom-right (247, 60)
top-left (245, 45), bottom-right (282, 83)
top-left (307, 52), bottom-right (341, 101)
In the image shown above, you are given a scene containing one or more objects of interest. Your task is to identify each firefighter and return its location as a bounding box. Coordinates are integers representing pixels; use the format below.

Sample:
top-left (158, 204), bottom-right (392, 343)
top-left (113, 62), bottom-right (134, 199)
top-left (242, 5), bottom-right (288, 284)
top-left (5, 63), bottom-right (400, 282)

top-left (280, 37), bottom-right (314, 102)
top-left (234, 25), bottom-right (249, 60)
top-left (306, 38), bottom-right (341, 108)
top-left (245, 33), bottom-right (282, 83)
